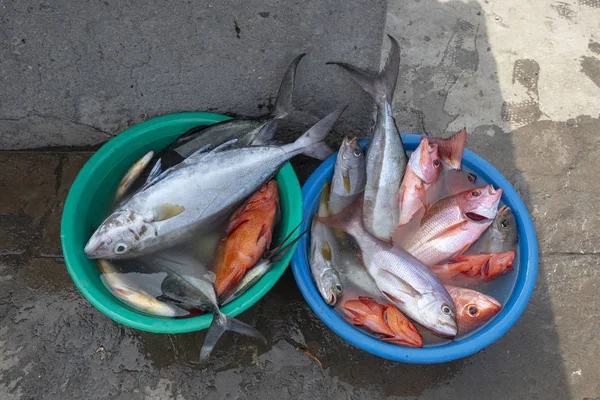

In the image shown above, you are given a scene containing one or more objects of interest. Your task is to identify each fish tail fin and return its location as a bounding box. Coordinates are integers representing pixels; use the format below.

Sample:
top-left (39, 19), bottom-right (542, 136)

top-left (327, 35), bottom-right (400, 107)
top-left (200, 311), bottom-right (266, 361)
top-left (316, 196), bottom-right (362, 235)
top-left (428, 128), bottom-right (467, 170)
top-left (285, 105), bottom-right (347, 159)
top-left (272, 53), bottom-right (306, 118)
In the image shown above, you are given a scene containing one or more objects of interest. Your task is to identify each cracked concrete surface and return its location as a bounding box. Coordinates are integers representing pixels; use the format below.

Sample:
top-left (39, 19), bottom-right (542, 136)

top-left (1, 0), bottom-right (600, 399)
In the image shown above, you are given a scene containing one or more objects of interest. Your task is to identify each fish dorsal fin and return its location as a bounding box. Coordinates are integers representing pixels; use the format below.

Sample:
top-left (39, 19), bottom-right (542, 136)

top-left (144, 203), bottom-right (185, 223)
top-left (224, 217), bottom-right (250, 238)
top-left (187, 144), bottom-right (212, 159)
top-left (380, 269), bottom-right (421, 298)
top-left (210, 139), bottom-right (238, 153)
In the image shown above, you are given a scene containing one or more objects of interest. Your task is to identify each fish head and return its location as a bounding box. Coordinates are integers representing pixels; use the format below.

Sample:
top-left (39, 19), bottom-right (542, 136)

top-left (457, 185), bottom-right (503, 223)
top-left (447, 285), bottom-right (502, 333)
top-left (336, 137), bottom-right (366, 195)
top-left (484, 250), bottom-right (516, 279)
top-left (318, 268), bottom-right (344, 305)
top-left (84, 209), bottom-right (152, 259)
top-left (490, 205), bottom-right (517, 242)
top-left (409, 137), bottom-right (441, 184)
top-left (417, 290), bottom-right (458, 338)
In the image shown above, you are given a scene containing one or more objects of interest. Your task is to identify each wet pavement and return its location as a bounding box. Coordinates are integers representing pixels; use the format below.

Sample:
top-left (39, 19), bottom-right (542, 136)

top-left (2, 0), bottom-right (600, 398)
top-left (1, 140), bottom-right (599, 399)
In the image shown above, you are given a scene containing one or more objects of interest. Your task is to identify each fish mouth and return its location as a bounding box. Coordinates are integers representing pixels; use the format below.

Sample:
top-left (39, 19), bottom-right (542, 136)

top-left (84, 236), bottom-right (107, 259)
top-left (465, 212), bottom-right (491, 223)
top-left (431, 321), bottom-right (458, 338)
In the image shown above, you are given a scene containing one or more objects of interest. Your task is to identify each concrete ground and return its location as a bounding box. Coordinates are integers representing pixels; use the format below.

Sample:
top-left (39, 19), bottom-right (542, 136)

top-left (1, 0), bottom-right (599, 398)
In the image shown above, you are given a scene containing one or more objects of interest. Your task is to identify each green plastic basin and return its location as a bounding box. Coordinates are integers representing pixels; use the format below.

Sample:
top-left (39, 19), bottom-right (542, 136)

top-left (61, 112), bottom-right (302, 333)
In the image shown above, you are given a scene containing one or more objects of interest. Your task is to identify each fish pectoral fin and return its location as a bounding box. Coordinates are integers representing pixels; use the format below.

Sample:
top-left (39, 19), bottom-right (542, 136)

top-left (256, 223), bottom-right (272, 248)
top-left (114, 287), bottom-right (133, 297)
top-left (426, 221), bottom-right (470, 242)
top-left (381, 290), bottom-right (405, 305)
top-left (321, 241), bottom-right (333, 261)
top-left (342, 171), bottom-right (352, 194)
top-left (224, 217), bottom-right (250, 238)
top-left (147, 203), bottom-right (185, 222)
top-left (454, 243), bottom-right (472, 258)
top-left (380, 269), bottom-right (421, 298)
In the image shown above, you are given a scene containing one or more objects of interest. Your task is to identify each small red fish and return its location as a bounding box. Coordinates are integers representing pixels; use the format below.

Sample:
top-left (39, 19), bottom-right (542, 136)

top-left (398, 137), bottom-right (441, 225)
top-left (445, 285), bottom-right (501, 334)
top-left (343, 296), bottom-right (423, 348)
top-left (431, 251), bottom-right (515, 283)
top-left (213, 180), bottom-right (279, 298)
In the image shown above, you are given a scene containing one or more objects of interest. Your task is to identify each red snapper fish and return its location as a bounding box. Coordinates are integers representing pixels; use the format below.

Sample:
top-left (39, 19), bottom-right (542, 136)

top-left (343, 296), bottom-right (423, 347)
top-left (395, 185), bottom-right (503, 266)
top-left (398, 137), bottom-right (441, 225)
top-left (445, 285), bottom-right (502, 334)
top-left (431, 251), bottom-right (516, 283)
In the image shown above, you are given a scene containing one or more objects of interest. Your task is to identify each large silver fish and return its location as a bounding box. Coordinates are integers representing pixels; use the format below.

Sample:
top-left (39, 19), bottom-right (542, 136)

top-left (145, 253), bottom-right (265, 360)
top-left (84, 106), bottom-right (346, 260)
top-left (328, 35), bottom-right (408, 242)
top-left (319, 199), bottom-right (457, 337)
top-left (329, 137), bottom-right (367, 215)
top-left (310, 180), bottom-right (343, 305)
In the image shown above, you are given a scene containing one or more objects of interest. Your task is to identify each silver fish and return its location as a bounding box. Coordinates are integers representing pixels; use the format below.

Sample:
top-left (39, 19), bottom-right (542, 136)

top-left (147, 253), bottom-right (266, 360)
top-left (310, 180), bottom-right (343, 305)
top-left (328, 35), bottom-right (408, 242)
top-left (220, 225), bottom-right (306, 306)
top-left (114, 151), bottom-right (154, 203)
top-left (470, 205), bottom-right (518, 254)
top-left (167, 53), bottom-right (306, 161)
top-left (84, 106), bottom-right (345, 260)
top-left (96, 259), bottom-right (184, 317)
top-left (318, 199), bottom-right (458, 337)
top-left (329, 137), bottom-right (367, 215)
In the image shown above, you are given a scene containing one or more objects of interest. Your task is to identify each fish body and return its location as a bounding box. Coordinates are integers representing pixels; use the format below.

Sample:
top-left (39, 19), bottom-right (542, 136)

top-left (146, 253), bottom-right (265, 360)
top-left (97, 259), bottom-right (183, 317)
top-left (319, 199), bottom-right (457, 337)
top-left (328, 35), bottom-right (407, 242)
top-left (213, 180), bottom-right (279, 298)
top-left (470, 205), bottom-right (518, 254)
top-left (84, 106), bottom-right (345, 260)
top-left (220, 226), bottom-right (306, 306)
top-left (329, 137), bottom-right (366, 215)
top-left (445, 285), bottom-right (501, 334)
top-left (310, 180), bottom-right (343, 305)
top-left (398, 137), bottom-right (441, 225)
top-left (396, 185), bottom-right (503, 266)
top-left (114, 151), bottom-right (154, 203)
top-left (343, 296), bottom-right (423, 347)
top-left (431, 251), bottom-right (515, 283)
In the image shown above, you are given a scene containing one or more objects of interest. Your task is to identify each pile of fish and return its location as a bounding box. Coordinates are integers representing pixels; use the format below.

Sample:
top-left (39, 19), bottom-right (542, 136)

top-left (83, 54), bottom-right (347, 360)
top-left (309, 36), bottom-right (518, 347)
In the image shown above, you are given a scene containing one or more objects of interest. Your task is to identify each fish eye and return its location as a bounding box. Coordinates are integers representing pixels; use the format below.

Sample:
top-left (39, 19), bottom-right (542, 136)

top-left (353, 149), bottom-right (362, 157)
top-left (471, 190), bottom-right (480, 197)
top-left (335, 284), bottom-right (343, 293)
top-left (441, 305), bottom-right (452, 315)
top-left (467, 305), bottom-right (478, 316)
top-left (433, 159), bottom-right (440, 166)
top-left (114, 243), bottom-right (129, 254)
top-left (500, 219), bottom-right (510, 228)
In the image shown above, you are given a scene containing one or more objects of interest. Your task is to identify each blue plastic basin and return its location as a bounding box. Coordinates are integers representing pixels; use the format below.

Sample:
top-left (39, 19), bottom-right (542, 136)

top-left (291, 134), bottom-right (538, 363)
